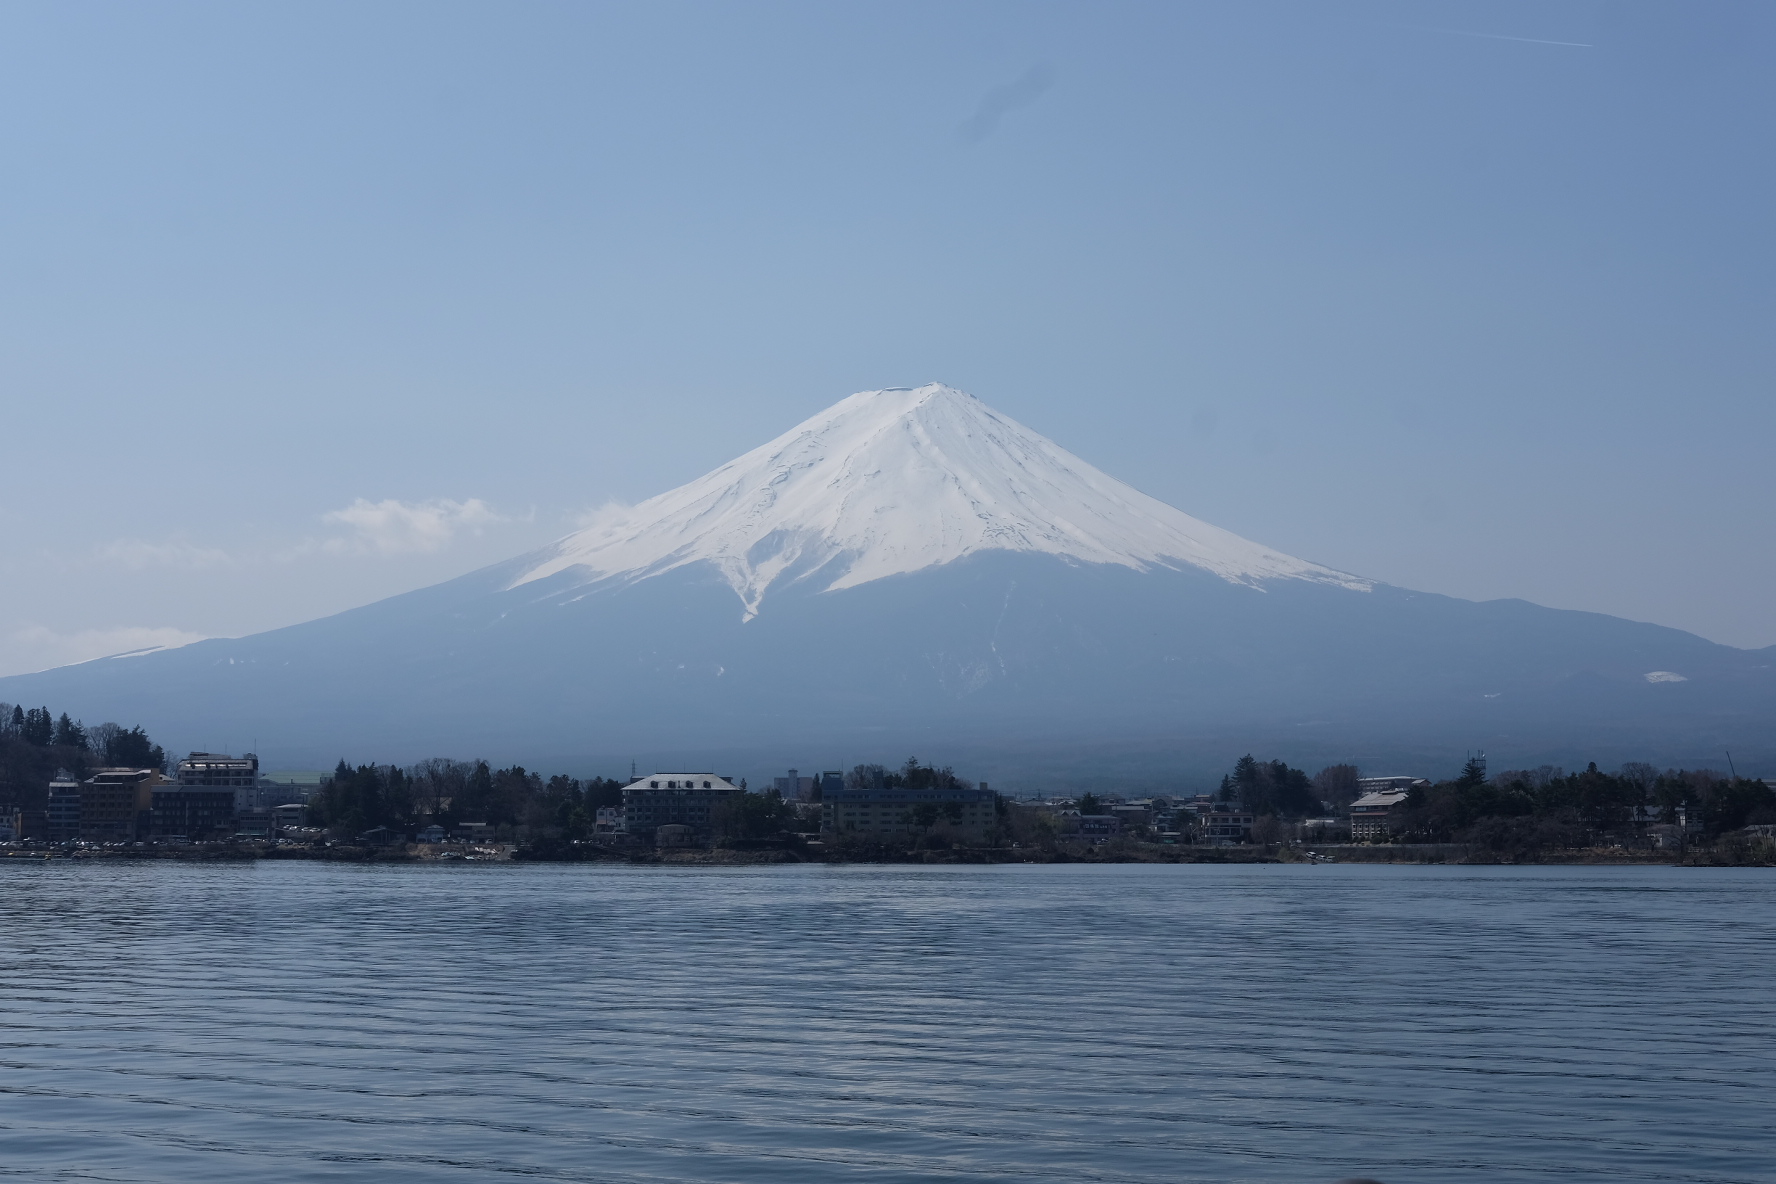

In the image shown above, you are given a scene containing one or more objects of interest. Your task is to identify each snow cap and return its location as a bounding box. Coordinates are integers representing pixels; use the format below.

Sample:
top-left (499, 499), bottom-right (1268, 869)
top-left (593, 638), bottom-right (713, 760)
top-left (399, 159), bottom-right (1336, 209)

top-left (511, 383), bottom-right (1365, 619)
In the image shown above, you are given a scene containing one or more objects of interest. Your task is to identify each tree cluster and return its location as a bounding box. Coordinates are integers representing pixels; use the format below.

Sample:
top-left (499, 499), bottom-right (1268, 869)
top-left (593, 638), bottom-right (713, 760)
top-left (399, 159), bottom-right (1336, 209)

top-left (1388, 761), bottom-right (1775, 850)
top-left (0, 703), bottom-right (167, 768)
top-left (305, 757), bottom-right (626, 840)
top-left (1218, 754), bottom-right (1322, 818)
top-left (845, 757), bottom-right (967, 792)
top-left (710, 788), bottom-right (801, 841)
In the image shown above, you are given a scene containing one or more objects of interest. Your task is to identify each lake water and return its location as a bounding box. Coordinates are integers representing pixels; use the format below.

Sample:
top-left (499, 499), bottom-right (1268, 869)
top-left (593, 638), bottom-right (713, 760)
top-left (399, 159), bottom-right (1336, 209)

top-left (0, 861), bottom-right (1770, 1183)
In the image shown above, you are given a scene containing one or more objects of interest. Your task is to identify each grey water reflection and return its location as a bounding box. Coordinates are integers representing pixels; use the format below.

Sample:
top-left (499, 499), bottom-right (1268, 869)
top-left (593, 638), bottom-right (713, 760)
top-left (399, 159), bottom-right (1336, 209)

top-left (1, 862), bottom-right (1771, 1183)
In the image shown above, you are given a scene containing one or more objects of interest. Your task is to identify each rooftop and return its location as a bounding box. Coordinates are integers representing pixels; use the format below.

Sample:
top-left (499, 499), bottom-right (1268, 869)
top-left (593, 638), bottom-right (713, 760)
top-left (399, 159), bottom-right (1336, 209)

top-left (1351, 790), bottom-right (1414, 809)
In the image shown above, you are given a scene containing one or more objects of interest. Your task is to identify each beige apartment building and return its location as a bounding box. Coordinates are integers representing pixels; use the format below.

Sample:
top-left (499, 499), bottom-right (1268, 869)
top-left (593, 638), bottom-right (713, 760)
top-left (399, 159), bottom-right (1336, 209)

top-left (822, 784), bottom-right (996, 843)
top-left (81, 768), bottom-right (164, 842)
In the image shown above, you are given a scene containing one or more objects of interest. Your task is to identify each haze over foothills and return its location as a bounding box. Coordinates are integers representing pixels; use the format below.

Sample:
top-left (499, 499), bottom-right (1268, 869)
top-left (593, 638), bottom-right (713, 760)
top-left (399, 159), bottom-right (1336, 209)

top-left (3, 6), bottom-right (1773, 731)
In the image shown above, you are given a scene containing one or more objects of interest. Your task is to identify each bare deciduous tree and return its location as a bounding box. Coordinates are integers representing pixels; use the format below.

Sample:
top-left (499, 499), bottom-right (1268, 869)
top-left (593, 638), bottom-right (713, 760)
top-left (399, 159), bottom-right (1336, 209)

top-left (1312, 764), bottom-right (1360, 807)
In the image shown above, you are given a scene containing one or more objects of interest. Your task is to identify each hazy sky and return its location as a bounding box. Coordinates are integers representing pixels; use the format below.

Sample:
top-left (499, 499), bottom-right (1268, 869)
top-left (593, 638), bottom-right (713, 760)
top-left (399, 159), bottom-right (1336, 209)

top-left (3, 0), bottom-right (1773, 678)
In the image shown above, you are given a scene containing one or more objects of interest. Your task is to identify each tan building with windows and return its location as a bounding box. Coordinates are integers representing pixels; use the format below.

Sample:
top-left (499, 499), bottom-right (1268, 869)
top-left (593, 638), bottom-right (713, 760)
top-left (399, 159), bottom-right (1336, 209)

top-left (1349, 789), bottom-right (1414, 839)
top-left (81, 768), bottom-right (164, 841)
top-left (1196, 806), bottom-right (1254, 844)
top-left (822, 784), bottom-right (996, 843)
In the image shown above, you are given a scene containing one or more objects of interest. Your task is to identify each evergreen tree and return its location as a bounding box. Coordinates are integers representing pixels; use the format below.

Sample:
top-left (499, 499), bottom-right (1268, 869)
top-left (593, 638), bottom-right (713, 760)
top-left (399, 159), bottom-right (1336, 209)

top-left (108, 726), bottom-right (161, 768)
top-left (1457, 753), bottom-right (1488, 788)
top-left (22, 707), bottom-right (53, 746)
top-left (1219, 754), bottom-right (1318, 817)
top-left (584, 777), bottom-right (625, 811)
top-left (461, 761), bottom-right (495, 820)
top-left (51, 713), bottom-right (87, 750)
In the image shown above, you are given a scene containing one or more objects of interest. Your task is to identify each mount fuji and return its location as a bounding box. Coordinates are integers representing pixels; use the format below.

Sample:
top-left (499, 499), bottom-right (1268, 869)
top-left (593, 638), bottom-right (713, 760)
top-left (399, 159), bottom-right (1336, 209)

top-left (5, 383), bottom-right (1772, 784)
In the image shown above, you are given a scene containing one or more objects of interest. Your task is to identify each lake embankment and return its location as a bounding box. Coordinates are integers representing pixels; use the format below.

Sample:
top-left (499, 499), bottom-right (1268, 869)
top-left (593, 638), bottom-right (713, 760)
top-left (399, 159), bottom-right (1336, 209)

top-left (9, 838), bottom-right (1770, 866)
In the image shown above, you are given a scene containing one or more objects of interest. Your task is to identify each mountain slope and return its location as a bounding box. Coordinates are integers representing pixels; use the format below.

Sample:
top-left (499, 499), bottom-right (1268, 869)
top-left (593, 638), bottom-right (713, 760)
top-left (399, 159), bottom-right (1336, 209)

top-left (2, 384), bottom-right (1770, 781)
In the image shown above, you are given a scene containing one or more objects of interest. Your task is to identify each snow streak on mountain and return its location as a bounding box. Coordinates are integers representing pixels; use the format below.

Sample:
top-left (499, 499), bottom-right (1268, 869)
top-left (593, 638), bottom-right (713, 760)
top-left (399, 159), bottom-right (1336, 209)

top-left (513, 383), bottom-right (1367, 618)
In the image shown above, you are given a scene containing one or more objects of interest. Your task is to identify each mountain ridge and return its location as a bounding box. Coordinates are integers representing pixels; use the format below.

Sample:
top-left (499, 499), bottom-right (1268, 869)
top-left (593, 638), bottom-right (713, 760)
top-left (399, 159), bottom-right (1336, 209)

top-left (2, 383), bottom-right (1771, 781)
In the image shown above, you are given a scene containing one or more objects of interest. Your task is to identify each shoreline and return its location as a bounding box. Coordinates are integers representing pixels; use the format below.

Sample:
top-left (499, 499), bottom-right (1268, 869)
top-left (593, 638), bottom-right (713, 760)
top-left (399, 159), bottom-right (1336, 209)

top-left (3, 841), bottom-right (1754, 867)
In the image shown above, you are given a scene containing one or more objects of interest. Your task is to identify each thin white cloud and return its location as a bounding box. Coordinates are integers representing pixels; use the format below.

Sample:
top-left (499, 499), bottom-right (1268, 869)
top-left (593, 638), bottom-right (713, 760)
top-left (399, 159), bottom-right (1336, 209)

top-left (94, 538), bottom-right (233, 569)
top-left (320, 497), bottom-right (504, 555)
top-left (6, 624), bottom-right (209, 674)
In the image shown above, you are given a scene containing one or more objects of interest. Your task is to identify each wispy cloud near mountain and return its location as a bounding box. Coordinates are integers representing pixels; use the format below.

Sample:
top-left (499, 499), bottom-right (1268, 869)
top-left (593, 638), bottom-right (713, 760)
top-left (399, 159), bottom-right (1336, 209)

top-left (320, 498), bottom-right (505, 555)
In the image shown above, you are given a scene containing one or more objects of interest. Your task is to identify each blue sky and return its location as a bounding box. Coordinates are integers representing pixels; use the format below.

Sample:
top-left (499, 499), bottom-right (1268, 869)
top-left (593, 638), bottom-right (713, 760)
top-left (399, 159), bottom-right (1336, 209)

top-left (2, 0), bottom-right (1772, 675)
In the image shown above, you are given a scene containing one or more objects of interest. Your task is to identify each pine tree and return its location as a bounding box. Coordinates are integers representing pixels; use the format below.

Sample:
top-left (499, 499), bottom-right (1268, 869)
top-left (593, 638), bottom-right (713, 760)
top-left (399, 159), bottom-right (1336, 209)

top-left (52, 713), bottom-right (87, 750)
top-left (108, 726), bottom-right (158, 767)
top-left (22, 707), bottom-right (53, 746)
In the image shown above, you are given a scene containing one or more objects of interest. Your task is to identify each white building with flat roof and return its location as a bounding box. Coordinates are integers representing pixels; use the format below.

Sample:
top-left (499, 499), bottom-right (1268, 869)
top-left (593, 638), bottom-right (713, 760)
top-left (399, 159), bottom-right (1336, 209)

top-left (177, 752), bottom-right (267, 809)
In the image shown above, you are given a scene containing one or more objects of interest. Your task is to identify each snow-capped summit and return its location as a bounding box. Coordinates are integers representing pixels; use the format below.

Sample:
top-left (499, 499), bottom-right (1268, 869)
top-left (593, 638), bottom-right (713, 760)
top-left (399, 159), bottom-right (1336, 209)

top-left (512, 382), bottom-right (1366, 618)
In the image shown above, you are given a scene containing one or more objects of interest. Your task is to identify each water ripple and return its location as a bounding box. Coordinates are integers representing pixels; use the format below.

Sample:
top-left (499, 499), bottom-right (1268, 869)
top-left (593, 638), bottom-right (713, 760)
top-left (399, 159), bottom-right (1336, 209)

top-left (1, 863), bottom-right (1771, 1183)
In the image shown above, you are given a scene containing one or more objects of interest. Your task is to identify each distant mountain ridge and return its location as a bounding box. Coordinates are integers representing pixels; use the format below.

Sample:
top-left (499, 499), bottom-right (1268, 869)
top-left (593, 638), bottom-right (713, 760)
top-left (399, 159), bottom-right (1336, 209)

top-left (3, 384), bottom-right (1771, 784)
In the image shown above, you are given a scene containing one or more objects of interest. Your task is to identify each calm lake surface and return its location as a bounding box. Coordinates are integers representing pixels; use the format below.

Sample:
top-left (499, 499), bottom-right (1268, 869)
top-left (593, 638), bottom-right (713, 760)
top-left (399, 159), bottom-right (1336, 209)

top-left (0, 861), bottom-right (1770, 1183)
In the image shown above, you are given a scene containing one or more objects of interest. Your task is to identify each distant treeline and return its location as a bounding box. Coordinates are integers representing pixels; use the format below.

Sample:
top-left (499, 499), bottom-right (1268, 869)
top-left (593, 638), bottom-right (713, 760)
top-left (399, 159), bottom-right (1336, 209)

top-left (306, 760), bottom-right (630, 838)
top-left (844, 760), bottom-right (969, 791)
top-left (0, 703), bottom-right (167, 768)
top-left (1389, 759), bottom-right (1774, 848)
top-left (1222, 750), bottom-right (1775, 851)
top-left (307, 755), bottom-right (980, 845)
